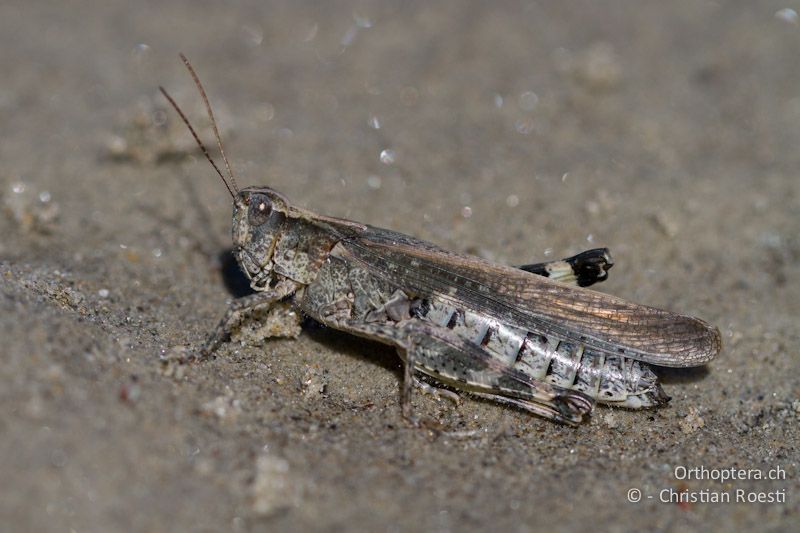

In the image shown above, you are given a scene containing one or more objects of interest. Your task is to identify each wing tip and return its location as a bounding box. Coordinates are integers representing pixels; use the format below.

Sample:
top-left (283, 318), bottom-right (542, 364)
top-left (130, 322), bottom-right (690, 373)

top-left (665, 317), bottom-right (722, 367)
top-left (697, 320), bottom-right (723, 364)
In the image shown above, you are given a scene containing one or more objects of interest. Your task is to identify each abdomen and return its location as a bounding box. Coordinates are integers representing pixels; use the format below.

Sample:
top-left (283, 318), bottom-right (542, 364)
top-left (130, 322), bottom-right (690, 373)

top-left (419, 297), bottom-right (669, 408)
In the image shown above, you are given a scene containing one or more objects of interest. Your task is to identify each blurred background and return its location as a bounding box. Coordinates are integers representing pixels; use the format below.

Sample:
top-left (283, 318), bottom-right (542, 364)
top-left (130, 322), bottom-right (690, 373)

top-left (1, 1), bottom-right (798, 531)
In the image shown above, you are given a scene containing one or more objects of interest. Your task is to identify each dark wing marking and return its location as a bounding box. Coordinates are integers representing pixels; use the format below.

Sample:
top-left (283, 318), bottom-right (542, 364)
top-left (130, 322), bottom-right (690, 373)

top-left (328, 225), bottom-right (720, 368)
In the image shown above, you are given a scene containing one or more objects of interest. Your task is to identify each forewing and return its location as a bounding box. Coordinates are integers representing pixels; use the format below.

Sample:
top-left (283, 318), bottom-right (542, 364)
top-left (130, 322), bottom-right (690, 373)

top-left (334, 226), bottom-right (721, 368)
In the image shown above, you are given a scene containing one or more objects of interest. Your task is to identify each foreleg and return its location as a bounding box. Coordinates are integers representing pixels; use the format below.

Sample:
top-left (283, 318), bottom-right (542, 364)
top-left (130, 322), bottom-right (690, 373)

top-left (201, 280), bottom-right (299, 357)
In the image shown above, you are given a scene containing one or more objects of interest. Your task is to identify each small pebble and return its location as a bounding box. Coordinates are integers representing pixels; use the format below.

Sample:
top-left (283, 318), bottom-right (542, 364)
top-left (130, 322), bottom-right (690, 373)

top-left (251, 452), bottom-right (302, 516)
top-left (679, 407), bottom-right (705, 434)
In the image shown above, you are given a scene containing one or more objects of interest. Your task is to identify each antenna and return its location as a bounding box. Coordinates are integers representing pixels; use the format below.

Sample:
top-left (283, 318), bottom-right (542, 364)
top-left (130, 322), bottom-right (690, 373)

top-left (158, 85), bottom-right (237, 200)
top-left (178, 53), bottom-right (239, 193)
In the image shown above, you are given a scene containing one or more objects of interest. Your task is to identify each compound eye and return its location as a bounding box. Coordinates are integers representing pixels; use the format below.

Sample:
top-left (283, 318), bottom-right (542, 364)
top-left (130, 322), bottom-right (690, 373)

top-left (248, 195), bottom-right (272, 226)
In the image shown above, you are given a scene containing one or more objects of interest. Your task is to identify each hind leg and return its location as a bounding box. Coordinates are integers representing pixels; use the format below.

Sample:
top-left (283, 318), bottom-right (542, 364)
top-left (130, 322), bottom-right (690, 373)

top-left (518, 248), bottom-right (614, 287)
top-left (413, 377), bottom-right (461, 405)
top-left (313, 312), bottom-right (593, 425)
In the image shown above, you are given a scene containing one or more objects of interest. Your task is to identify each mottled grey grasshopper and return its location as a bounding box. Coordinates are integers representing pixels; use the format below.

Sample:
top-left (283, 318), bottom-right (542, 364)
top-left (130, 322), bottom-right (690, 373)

top-left (160, 54), bottom-right (721, 426)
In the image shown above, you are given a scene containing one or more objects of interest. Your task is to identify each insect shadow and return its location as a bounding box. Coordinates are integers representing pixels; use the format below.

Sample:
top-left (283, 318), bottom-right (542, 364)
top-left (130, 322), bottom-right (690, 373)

top-left (653, 366), bottom-right (709, 385)
top-left (219, 249), bottom-right (254, 298)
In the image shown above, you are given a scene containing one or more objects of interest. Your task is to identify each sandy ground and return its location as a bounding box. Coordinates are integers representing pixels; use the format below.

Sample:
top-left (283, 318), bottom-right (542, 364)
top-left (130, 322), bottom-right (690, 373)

top-left (1, 1), bottom-right (798, 531)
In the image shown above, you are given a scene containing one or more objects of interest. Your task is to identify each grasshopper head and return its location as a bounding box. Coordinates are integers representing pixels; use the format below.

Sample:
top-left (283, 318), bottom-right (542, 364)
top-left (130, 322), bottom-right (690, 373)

top-left (158, 57), bottom-right (311, 289)
top-left (232, 187), bottom-right (290, 289)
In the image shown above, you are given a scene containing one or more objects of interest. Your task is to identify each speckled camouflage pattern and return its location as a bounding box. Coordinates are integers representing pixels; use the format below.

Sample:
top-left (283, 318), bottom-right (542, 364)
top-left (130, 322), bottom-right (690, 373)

top-left (161, 63), bottom-right (719, 425)
top-left (190, 185), bottom-right (720, 425)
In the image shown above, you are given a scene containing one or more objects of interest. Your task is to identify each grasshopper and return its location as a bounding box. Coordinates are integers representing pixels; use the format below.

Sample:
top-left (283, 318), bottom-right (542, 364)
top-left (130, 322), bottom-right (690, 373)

top-left (160, 54), bottom-right (721, 426)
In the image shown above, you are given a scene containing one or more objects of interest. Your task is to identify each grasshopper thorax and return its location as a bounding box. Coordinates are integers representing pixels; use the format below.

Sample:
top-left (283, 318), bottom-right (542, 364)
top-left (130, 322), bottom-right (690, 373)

top-left (233, 187), bottom-right (290, 289)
